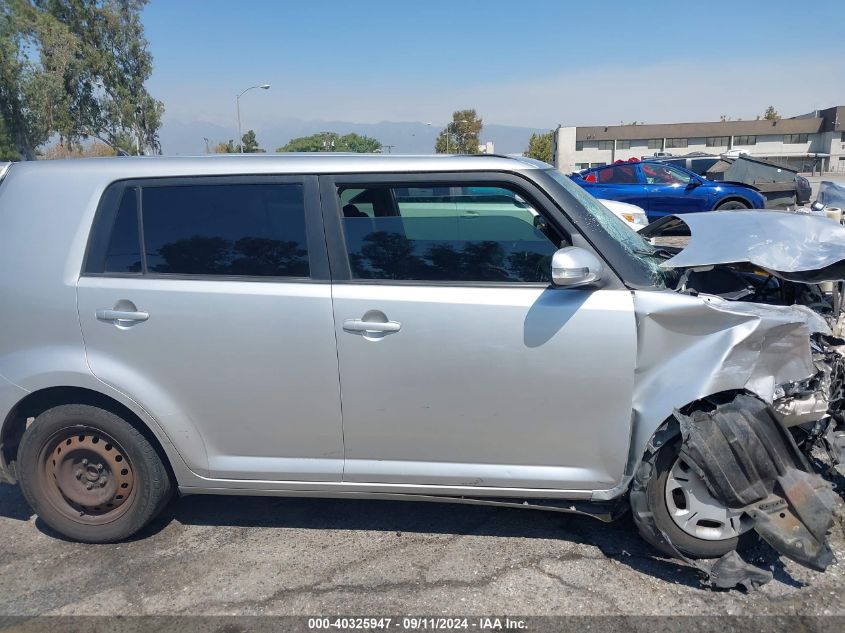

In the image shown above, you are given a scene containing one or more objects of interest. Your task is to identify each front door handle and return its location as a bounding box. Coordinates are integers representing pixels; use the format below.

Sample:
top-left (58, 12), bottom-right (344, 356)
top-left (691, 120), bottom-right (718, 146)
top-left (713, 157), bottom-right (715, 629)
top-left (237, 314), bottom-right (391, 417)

top-left (96, 309), bottom-right (149, 323)
top-left (343, 318), bottom-right (401, 333)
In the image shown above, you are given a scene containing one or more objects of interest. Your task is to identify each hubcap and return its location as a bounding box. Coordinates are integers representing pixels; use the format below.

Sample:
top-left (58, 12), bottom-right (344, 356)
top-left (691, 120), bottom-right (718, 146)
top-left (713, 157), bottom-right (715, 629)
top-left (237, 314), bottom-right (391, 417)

top-left (664, 456), bottom-right (752, 541)
top-left (41, 429), bottom-right (135, 523)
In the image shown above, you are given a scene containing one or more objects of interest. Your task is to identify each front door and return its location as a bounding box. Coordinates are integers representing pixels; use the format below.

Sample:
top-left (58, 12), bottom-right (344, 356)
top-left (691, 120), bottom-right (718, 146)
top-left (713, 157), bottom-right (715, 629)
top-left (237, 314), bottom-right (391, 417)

top-left (323, 174), bottom-right (637, 491)
top-left (77, 176), bottom-right (344, 482)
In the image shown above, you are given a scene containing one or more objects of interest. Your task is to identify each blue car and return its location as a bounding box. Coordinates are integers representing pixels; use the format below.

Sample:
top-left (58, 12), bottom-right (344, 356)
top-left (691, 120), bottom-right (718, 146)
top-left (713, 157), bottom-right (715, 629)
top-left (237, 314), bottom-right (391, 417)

top-left (571, 160), bottom-right (766, 221)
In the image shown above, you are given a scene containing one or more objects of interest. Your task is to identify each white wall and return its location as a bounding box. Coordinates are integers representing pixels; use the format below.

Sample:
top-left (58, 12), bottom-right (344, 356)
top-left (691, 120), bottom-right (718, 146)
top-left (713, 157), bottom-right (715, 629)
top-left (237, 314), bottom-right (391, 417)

top-left (553, 126), bottom-right (577, 172)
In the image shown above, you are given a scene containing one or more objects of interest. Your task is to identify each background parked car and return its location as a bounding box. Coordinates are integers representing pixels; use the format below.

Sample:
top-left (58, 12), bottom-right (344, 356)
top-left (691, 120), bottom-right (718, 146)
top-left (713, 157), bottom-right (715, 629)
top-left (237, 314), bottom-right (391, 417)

top-left (598, 198), bottom-right (648, 231)
top-left (571, 160), bottom-right (766, 220)
top-left (650, 154), bottom-right (811, 206)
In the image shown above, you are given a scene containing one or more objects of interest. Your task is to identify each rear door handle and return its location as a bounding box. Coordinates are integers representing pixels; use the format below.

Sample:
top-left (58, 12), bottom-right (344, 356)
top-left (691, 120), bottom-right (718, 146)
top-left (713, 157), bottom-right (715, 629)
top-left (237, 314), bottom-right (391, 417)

top-left (96, 309), bottom-right (149, 323)
top-left (343, 318), bottom-right (401, 333)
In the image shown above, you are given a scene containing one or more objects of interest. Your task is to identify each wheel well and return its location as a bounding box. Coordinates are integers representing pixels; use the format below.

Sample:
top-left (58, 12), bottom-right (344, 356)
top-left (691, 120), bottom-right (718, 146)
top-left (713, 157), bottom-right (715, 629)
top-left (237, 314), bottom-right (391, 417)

top-left (1, 386), bottom-right (175, 484)
top-left (714, 196), bottom-right (751, 209)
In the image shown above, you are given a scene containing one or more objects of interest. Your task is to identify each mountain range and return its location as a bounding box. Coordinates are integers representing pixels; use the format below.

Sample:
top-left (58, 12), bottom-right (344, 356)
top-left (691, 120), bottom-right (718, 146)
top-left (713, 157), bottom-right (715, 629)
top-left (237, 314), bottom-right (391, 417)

top-left (159, 117), bottom-right (550, 156)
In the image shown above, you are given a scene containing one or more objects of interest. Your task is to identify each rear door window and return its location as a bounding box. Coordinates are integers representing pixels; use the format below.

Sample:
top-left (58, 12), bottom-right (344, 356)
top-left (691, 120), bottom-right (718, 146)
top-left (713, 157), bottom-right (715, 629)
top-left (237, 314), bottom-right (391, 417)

top-left (596, 164), bottom-right (640, 184)
top-left (87, 180), bottom-right (311, 278)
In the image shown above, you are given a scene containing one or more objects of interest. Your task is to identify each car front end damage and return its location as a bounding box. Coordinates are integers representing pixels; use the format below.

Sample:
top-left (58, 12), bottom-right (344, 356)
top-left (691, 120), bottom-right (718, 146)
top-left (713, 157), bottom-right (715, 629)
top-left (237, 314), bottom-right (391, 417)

top-left (630, 211), bottom-right (845, 587)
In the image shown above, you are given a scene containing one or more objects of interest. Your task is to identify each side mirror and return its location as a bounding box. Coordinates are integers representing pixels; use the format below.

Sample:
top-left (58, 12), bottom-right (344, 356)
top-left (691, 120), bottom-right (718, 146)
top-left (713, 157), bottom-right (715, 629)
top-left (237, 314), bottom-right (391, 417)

top-left (687, 176), bottom-right (701, 188)
top-left (551, 247), bottom-right (604, 288)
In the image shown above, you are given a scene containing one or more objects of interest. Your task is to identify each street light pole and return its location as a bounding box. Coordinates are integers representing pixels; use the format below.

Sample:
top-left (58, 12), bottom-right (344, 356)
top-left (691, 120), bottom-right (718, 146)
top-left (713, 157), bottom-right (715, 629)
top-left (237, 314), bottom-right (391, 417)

top-left (236, 84), bottom-right (270, 153)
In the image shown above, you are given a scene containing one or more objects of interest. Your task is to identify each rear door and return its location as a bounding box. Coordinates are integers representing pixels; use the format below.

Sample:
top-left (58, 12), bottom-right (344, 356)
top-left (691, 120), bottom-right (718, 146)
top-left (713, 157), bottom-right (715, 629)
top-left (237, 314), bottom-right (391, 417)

top-left (589, 164), bottom-right (650, 209)
top-left (77, 176), bottom-right (344, 481)
top-left (641, 162), bottom-right (711, 218)
top-left (321, 172), bottom-right (637, 491)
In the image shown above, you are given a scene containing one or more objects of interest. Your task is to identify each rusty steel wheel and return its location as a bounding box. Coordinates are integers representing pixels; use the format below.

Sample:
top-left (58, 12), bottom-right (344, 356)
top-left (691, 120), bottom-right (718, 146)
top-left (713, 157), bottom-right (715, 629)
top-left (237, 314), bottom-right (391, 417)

top-left (18, 404), bottom-right (172, 543)
top-left (39, 428), bottom-right (136, 525)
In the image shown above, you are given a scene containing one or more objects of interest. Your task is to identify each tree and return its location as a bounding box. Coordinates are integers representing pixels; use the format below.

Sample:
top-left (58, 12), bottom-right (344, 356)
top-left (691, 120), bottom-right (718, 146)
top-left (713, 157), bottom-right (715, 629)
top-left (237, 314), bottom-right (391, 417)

top-left (213, 140), bottom-right (237, 154)
top-left (435, 109), bottom-right (483, 154)
top-left (240, 129), bottom-right (262, 153)
top-left (41, 141), bottom-right (115, 158)
top-left (763, 105), bottom-right (780, 121)
top-left (524, 130), bottom-right (554, 164)
top-left (335, 132), bottom-right (381, 153)
top-left (0, 117), bottom-right (19, 161)
top-left (277, 132), bottom-right (382, 153)
top-left (0, 0), bottom-right (163, 160)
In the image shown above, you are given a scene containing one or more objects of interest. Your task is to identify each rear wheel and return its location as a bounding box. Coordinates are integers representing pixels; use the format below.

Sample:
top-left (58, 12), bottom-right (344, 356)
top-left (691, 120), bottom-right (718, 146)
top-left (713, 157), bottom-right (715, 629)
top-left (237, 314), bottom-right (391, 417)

top-left (18, 404), bottom-right (172, 543)
top-left (639, 436), bottom-right (757, 558)
top-left (715, 199), bottom-right (750, 211)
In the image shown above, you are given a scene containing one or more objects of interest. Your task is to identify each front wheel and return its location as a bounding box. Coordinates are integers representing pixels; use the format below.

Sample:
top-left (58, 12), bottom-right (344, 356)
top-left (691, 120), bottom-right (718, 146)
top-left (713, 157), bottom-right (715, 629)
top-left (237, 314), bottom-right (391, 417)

top-left (715, 199), bottom-right (750, 211)
top-left (635, 436), bottom-right (758, 558)
top-left (18, 404), bottom-right (172, 543)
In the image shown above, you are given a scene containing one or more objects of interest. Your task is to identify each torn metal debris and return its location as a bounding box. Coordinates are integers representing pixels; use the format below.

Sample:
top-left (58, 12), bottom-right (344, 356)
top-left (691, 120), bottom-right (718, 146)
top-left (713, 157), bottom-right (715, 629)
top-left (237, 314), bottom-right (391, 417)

top-left (675, 395), bottom-right (837, 571)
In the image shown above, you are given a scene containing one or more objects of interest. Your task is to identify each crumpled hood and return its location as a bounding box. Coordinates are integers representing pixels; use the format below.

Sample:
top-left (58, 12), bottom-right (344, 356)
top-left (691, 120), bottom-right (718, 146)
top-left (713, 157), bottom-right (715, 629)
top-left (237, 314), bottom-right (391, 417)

top-left (641, 211), bottom-right (845, 283)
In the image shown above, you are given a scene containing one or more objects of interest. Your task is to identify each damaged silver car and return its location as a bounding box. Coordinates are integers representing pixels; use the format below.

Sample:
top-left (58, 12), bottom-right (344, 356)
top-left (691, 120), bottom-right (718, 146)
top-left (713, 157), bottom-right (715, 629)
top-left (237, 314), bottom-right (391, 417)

top-left (0, 156), bottom-right (840, 588)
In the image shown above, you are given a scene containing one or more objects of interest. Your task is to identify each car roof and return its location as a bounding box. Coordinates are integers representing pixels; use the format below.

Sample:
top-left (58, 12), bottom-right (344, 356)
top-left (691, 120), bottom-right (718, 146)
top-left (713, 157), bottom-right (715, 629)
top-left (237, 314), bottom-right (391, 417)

top-left (6, 153), bottom-right (547, 180)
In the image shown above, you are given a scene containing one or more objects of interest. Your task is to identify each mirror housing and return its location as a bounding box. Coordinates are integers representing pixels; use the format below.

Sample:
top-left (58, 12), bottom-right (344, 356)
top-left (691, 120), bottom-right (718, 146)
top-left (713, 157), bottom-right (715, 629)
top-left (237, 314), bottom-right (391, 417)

top-left (551, 247), bottom-right (604, 288)
top-left (687, 176), bottom-right (701, 188)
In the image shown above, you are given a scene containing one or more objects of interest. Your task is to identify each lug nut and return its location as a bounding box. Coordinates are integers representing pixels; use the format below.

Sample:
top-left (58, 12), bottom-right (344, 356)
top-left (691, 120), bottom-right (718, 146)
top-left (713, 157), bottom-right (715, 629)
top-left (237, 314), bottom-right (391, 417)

top-left (96, 463), bottom-right (103, 471)
top-left (85, 483), bottom-right (93, 490)
top-left (82, 459), bottom-right (88, 466)
top-left (75, 469), bottom-right (83, 480)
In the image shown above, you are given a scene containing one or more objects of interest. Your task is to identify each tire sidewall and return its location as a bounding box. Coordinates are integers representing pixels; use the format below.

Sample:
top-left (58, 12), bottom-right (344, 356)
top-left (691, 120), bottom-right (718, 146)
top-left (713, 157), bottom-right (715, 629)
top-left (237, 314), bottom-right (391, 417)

top-left (18, 404), bottom-right (165, 543)
top-left (645, 436), bottom-right (756, 558)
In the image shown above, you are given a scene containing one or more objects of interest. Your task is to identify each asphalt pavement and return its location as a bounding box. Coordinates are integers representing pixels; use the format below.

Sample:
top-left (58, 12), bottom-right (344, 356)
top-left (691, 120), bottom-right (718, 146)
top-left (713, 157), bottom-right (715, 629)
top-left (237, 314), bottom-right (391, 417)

top-left (1, 475), bottom-right (844, 618)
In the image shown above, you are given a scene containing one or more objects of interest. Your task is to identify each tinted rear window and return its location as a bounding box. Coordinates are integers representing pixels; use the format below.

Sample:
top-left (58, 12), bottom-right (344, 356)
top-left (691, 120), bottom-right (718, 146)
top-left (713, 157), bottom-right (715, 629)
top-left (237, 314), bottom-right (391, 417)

top-left (86, 181), bottom-right (310, 278)
top-left (142, 184), bottom-right (308, 277)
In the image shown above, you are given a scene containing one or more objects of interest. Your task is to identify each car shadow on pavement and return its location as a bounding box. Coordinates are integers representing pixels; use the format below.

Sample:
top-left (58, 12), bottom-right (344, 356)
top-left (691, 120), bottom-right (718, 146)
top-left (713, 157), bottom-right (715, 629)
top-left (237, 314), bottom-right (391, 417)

top-left (3, 480), bottom-right (803, 590)
top-left (141, 493), bottom-right (798, 590)
top-left (0, 483), bottom-right (34, 521)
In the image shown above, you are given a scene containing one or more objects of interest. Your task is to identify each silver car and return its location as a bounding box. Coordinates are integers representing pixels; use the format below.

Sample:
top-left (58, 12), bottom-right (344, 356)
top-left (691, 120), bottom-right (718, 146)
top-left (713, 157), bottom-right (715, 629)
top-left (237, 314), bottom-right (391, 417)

top-left (0, 155), bottom-right (841, 584)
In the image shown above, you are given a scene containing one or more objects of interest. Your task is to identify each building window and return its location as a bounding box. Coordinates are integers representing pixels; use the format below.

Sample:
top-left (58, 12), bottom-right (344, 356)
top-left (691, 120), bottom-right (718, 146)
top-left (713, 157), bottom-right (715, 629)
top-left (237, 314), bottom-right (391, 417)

top-left (575, 163), bottom-right (590, 170)
top-left (666, 138), bottom-right (688, 148)
top-left (575, 140), bottom-right (584, 151)
top-left (616, 140), bottom-right (631, 150)
top-left (647, 139), bottom-right (663, 150)
top-left (590, 162), bottom-right (607, 168)
top-left (598, 140), bottom-right (613, 151)
top-left (706, 136), bottom-right (730, 147)
top-left (784, 133), bottom-right (809, 144)
top-left (841, 131), bottom-right (845, 142)
top-left (734, 135), bottom-right (757, 145)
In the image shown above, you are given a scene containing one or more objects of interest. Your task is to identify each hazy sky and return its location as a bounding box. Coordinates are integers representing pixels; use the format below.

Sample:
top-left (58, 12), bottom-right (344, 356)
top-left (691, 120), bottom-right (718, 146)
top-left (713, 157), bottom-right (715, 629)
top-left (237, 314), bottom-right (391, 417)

top-left (143, 0), bottom-right (845, 130)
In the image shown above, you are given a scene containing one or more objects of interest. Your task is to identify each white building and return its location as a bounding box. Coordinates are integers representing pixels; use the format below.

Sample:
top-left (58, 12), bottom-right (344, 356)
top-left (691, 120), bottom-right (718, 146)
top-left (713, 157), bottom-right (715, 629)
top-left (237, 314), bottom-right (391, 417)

top-left (554, 106), bottom-right (845, 174)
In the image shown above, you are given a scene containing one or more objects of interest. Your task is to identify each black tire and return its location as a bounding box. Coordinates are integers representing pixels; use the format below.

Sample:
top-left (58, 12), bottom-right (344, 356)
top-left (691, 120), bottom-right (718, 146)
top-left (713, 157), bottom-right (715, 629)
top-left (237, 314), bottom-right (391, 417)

top-left (18, 404), bottom-right (172, 543)
top-left (637, 436), bottom-right (758, 559)
top-left (715, 199), bottom-right (750, 211)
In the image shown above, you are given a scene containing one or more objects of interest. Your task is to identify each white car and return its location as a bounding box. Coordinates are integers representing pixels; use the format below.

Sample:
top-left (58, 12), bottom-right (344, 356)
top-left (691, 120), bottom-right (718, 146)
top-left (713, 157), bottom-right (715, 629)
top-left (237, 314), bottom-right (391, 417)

top-left (599, 198), bottom-right (649, 231)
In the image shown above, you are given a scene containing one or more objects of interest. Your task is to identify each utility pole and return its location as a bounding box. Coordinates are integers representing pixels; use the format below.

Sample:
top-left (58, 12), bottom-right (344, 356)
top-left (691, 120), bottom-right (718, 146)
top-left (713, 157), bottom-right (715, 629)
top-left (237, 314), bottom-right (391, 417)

top-left (383, 144), bottom-right (395, 154)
